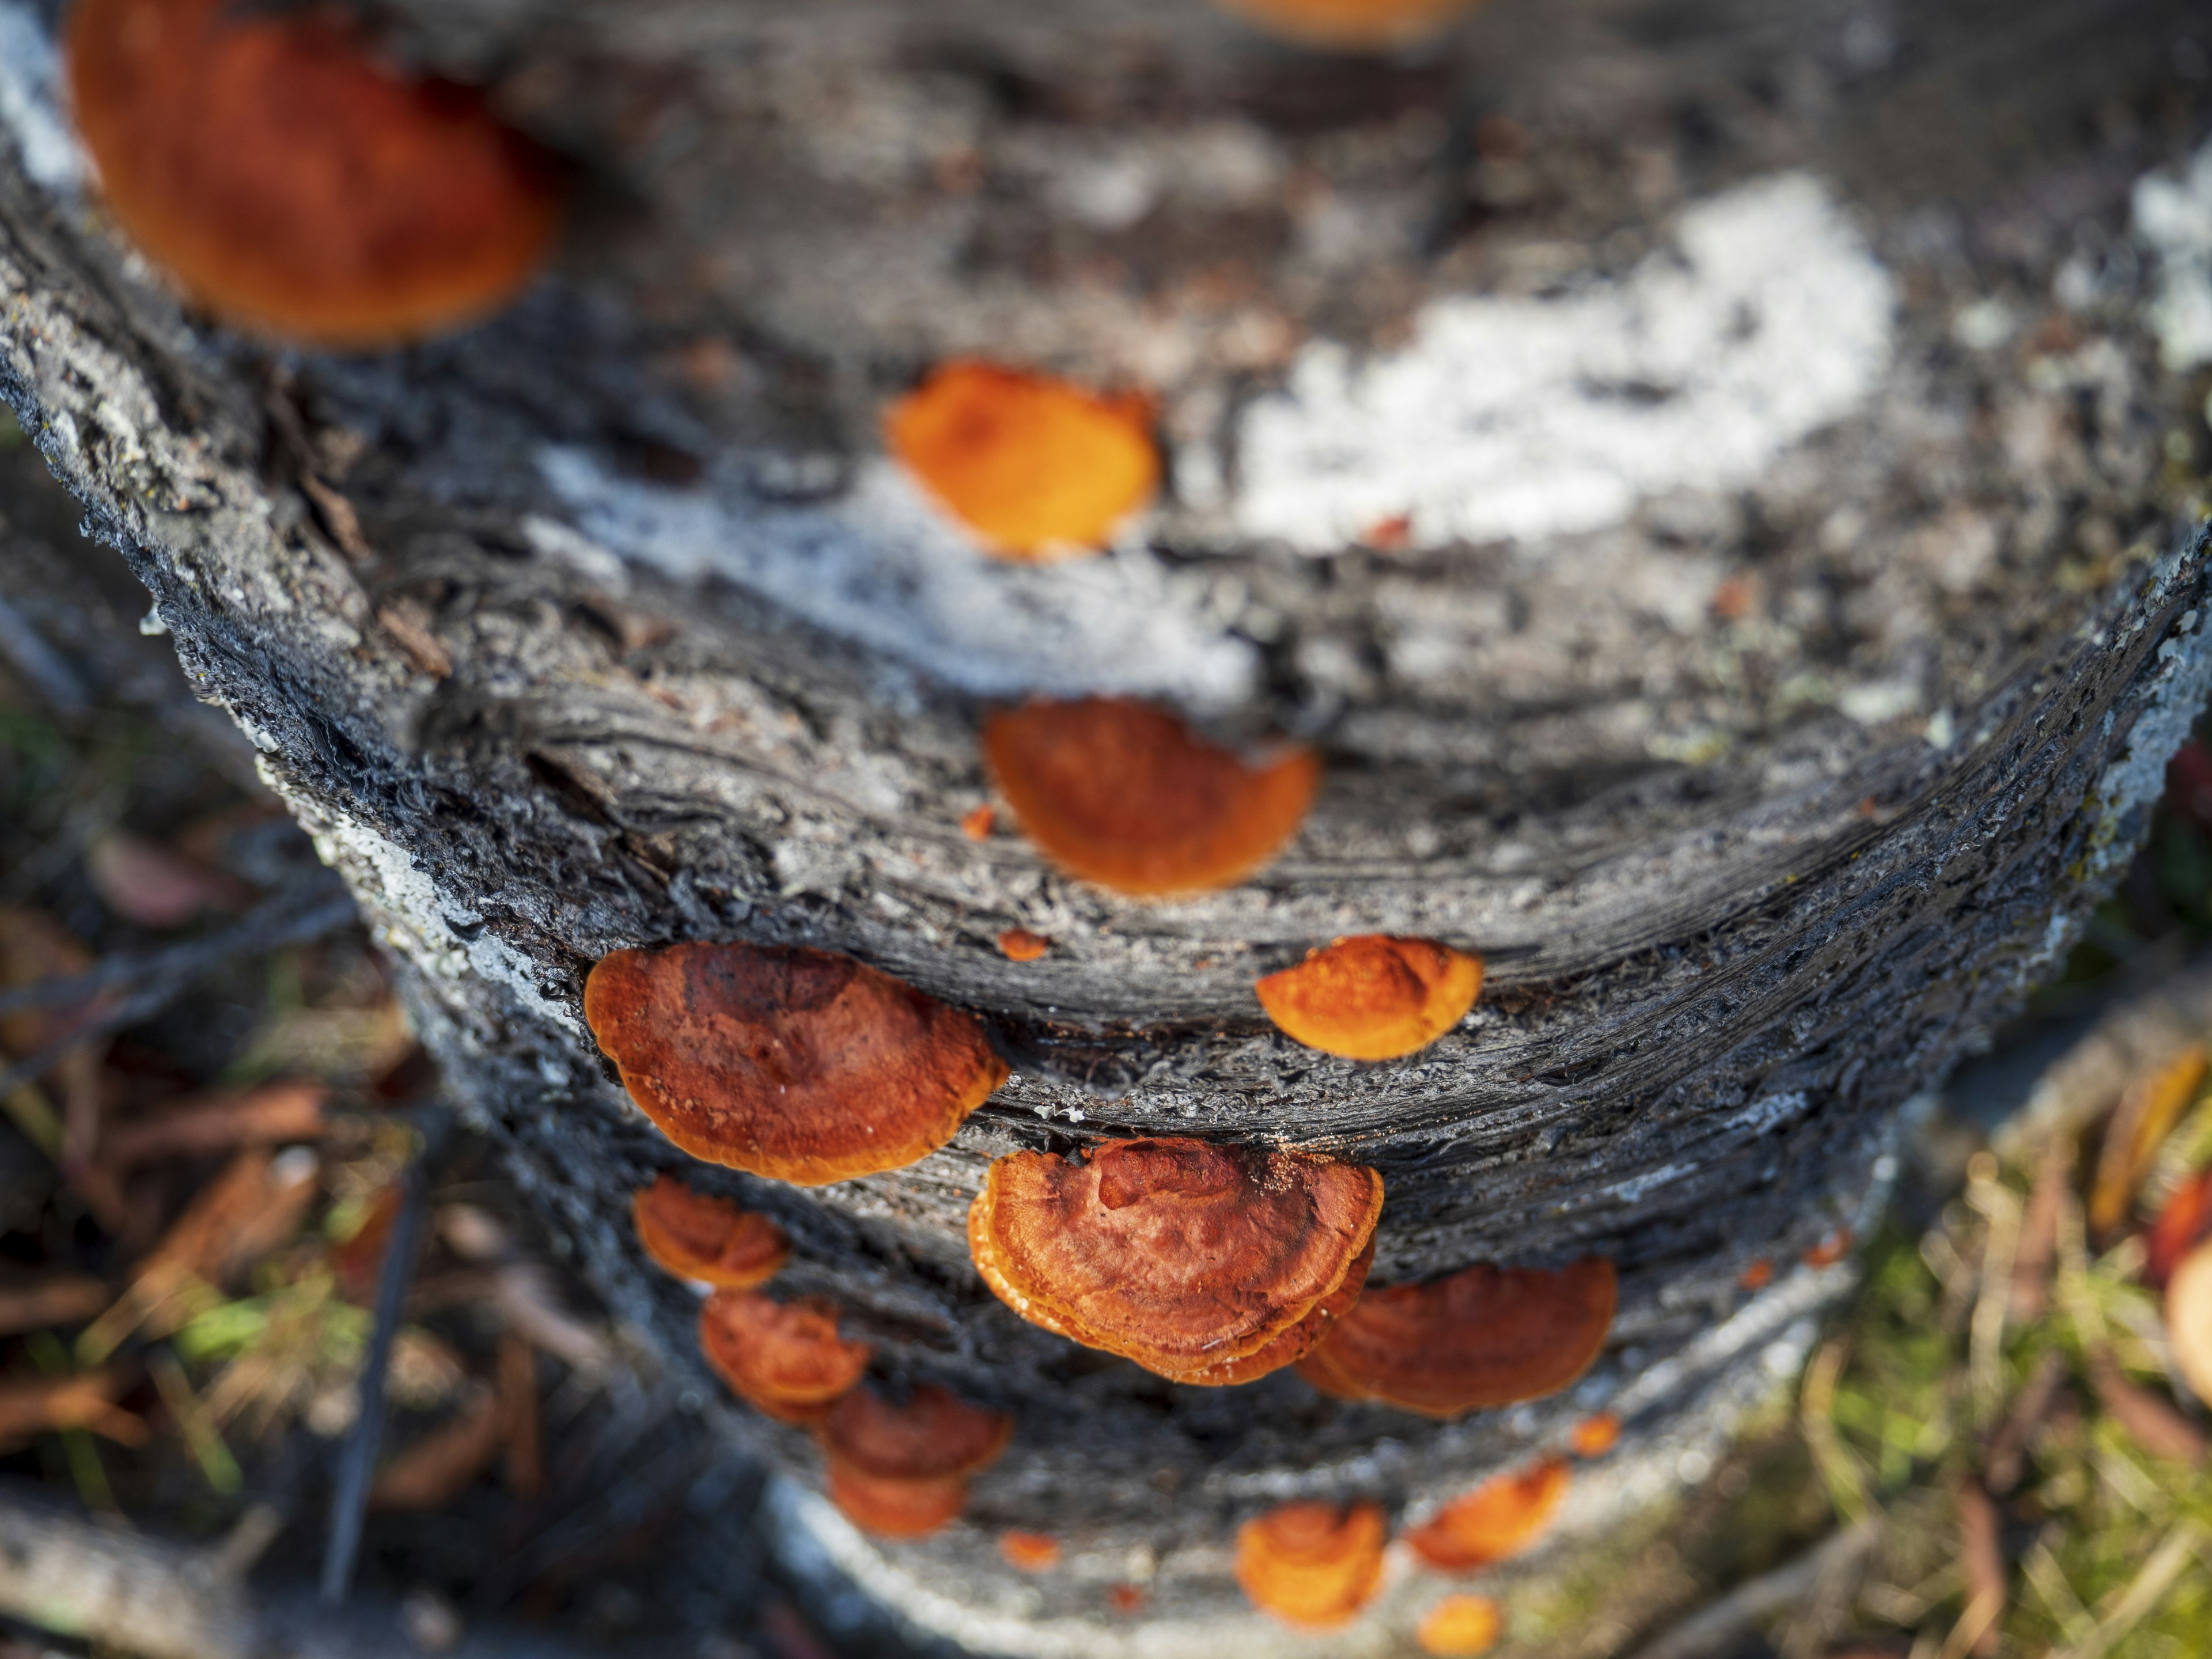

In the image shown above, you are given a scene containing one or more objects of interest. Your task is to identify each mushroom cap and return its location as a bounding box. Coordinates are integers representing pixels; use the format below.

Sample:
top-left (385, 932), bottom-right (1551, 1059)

top-left (631, 1175), bottom-right (790, 1290)
top-left (1403, 1457), bottom-right (1570, 1572)
top-left (698, 1291), bottom-right (871, 1423)
top-left (968, 1137), bottom-right (1384, 1384)
top-left (584, 942), bottom-right (1007, 1186)
top-left (1179, 1239), bottom-right (1374, 1387)
top-left (1209, 0), bottom-right (1484, 51)
top-left (1415, 1594), bottom-right (1503, 1657)
top-left (824, 1457), bottom-right (971, 1539)
top-left (1567, 1411), bottom-right (1621, 1458)
top-left (66, 0), bottom-right (560, 347)
top-left (1256, 936), bottom-right (1484, 1062)
top-left (1297, 1257), bottom-right (1614, 1417)
top-left (999, 1530), bottom-right (1063, 1571)
top-left (885, 361), bottom-right (1158, 561)
top-left (982, 699), bottom-right (1319, 897)
top-left (1232, 1499), bottom-right (1387, 1629)
top-left (816, 1382), bottom-right (1012, 1482)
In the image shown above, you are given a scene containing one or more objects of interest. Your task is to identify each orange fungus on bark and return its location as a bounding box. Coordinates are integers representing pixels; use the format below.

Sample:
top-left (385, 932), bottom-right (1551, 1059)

top-left (1233, 1500), bottom-right (1387, 1628)
top-left (982, 699), bottom-right (1319, 897)
top-left (631, 1175), bottom-right (789, 1290)
top-left (1416, 1594), bottom-right (1504, 1656)
top-left (968, 1137), bottom-right (1384, 1384)
top-left (1209, 0), bottom-right (1484, 51)
top-left (815, 1382), bottom-right (1012, 1540)
top-left (886, 361), bottom-right (1158, 561)
top-left (1296, 1257), bottom-right (1616, 1417)
top-left (584, 942), bottom-right (1007, 1186)
top-left (1404, 1458), bottom-right (1570, 1573)
top-left (1256, 935), bottom-right (1483, 1061)
top-left (697, 1291), bottom-right (870, 1424)
top-left (66, 0), bottom-right (562, 347)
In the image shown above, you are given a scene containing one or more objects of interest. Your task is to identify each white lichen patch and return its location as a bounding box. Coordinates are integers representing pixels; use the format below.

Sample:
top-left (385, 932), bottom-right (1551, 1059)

top-left (1222, 173), bottom-right (1896, 553)
top-left (2135, 137), bottom-right (2212, 373)
top-left (0, 2), bottom-right (84, 194)
top-left (537, 446), bottom-right (1257, 713)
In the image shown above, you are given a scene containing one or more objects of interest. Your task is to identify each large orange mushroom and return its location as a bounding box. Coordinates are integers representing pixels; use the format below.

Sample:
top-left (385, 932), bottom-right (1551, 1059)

top-left (816, 1382), bottom-right (1012, 1540)
top-left (982, 699), bottom-right (1319, 897)
top-left (1404, 1458), bottom-right (1570, 1573)
top-left (968, 1137), bottom-right (1384, 1384)
top-left (698, 1290), bottom-right (871, 1423)
top-left (584, 942), bottom-right (1008, 1186)
top-left (1296, 1257), bottom-right (1616, 1416)
top-left (1233, 1499), bottom-right (1387, 1628)
top-left (1209, 0), bottom-right (1484, 51)
top-left (66, 0), bottom-right (561, 347)
top-left (1256, 936), bottom-right (1484, 1061)
top-left (632, 1175), bottom-right (790, 1290)
top-left (886, 361), bottom-right (1158, 562)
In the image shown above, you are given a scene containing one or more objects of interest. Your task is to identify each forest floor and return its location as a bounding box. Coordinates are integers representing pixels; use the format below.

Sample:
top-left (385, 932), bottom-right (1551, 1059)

top-left (5, 403), bottom-right (2212, 1659)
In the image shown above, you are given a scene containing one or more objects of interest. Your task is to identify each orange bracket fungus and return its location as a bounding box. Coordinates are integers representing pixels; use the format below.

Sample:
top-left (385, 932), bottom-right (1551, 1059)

top-left (1209, 0), bottom-right (1483, 51)
top-left (1297, 1257), bottom-right (1616, 1416)
top-left (1567, 1411), bottom-right (1622, 1459)
top-left (1404, 1457), bottom-right (1570, 1573)
top-left (698, 1290), bottom-right (871, 1423)
top-left (885, 361), bottom-right (1159, 561)
top-left (1416, 1594), bottom-right (1504, 1657)
top-left (968, 1137), bottom-right (1384, 1384)
top-left (1233, 1500), bottom-right (1387, 1629)
top-left (585, 942), bottom-right (1008, 1186)
top-left (998, 1530), bottom-right (1063, 1572)
top-left (816, 1382), bottom-right (1012, 1539)
top-left (632, 1174), bottom-right (790, 1290)
top-left (1256, 935), bottom-right (1484, 1061)
top-left (982, 698), bottom-right (1320, 897)
top-left (67, 0), bottom-right (562, 347)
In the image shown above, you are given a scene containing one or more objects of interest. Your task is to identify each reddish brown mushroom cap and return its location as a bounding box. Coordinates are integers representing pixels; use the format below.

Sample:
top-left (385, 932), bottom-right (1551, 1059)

top-left (1256, 936), bottom-right (1484, 1062)
top-left (66, 0), bottom-right (561, 347)
top-left (632, 1175), bottom-right (790, 1290)
top-left (982, 699), bottom-right (1319, 897)
top-left (968, 1137), bottom-right (1384, 1384)
top-left (824, 1457), bottom-right (971, 1539)
top-left (1297, 1257), bottom-right (1615, 1417)
top-left (1404, 1458), bottom-right (1569, 1573)
top-left (1180, 1240), bottom-right (1374, 1388)
top-left (885, 361), bottom-right (1159, 562)
top-left (698, 1291), bottom-right (871, 1423)
top-left (816, 1383), bottom-right (1012, 1483)
top-left (584, 942), bottom-right (1008, 1186)
top-left (1233, 1500), bottom-right (1387, 1629)
top-left (1209, 0), bottom-right (1485, 51)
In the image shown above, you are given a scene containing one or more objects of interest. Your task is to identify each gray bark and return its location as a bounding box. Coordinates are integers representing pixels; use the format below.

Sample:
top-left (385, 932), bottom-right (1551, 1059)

top-left (1, 0), bottom-right (2210, 1649)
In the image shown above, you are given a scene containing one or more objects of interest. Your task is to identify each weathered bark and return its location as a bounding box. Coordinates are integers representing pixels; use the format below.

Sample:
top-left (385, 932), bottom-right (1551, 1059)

top-left (1, 0), bottom-right (2210, 1649)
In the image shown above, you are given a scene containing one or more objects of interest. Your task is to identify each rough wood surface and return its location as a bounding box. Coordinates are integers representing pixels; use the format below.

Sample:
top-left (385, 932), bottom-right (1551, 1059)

top-left (1, 0), bottom-right (2209, 1649)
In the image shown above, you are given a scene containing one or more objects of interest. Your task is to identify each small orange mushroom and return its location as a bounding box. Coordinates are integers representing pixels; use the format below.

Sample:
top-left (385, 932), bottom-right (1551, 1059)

top-left (1802, 1228), bottom-right (1854, 1268)
top-left (1416, 1594), bottom-right (1503, 1657)
top-left (824, 1460), bottom-right (970, 1539)
top-left (1404, 1458), bottom-right (1569, 1573)
top-left (1296, 1257), bottom-right (1615, 1416)
top-left (631, 1175), bottom-right (790, 1290)
top-left (969, 1137), bottom-right (1383, 1384)
top-left (1567, 1412), bottom-right (1620, 1459)
top-left (886, 361), bottom-right (1158, 561)
top-left (698, 1290), bottom-right (870, 1423)
top-left (1233, 1499), bottom-right (1387, 1629)
top-left (584, 942), bottom-right (1008, 1185)
top-left (1737, 1257), bottom-right (1775, 1292)
top-left (66, 0), bottom-right (562, 347)
top-left (1256, 936), bottom-right (1483, 1061)
top-left (997, 929), bottom-right (1051, 962)
top-left (815, 1381), bottom-right (1012, 1540)
top-left (983, 698), bottom-right (1319, 897)
top-left (1209, 0), bottom-right (1484, 51)
top-left (999, 1530), bottom-right (1063, 1571)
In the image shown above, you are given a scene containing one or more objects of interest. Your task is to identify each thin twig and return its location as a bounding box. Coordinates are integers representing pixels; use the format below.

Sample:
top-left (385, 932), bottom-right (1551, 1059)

top-left (1626, 1525), bottom-right (1877, 1659)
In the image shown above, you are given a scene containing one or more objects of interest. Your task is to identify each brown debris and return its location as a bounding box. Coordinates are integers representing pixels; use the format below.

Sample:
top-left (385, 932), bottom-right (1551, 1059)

top-left (369, 1385), bottom-right (506, 1512)
top-left (0, 1369), bottom-right (147, 1453)
top-left (2010, 1140), bottom-right (2069, 1318)
top-left (100, 1080), bottom-right (329, 1168)
top-left (0, 1275), bottom-right (109, 1338)
top-left (1952, 1478), bottom-right (2005, 1659)
top-left (2087, 1350), bottom-right (2207, 1464)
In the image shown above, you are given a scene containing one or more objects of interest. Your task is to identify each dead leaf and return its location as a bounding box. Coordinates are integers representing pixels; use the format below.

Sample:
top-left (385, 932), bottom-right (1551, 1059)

top-left (369, 1384), bottom-right (506, 1512)
top-left (2089, 1350), bottom-right (2207, 1464)
top-left (376, 599), bottom-right (453, 679)
top-left (1950, 1479), bottom-right (2005, 1658)
top-left (0, 1368), bottom-right (147, 1452)
top-left (84, 831), bottom-right (248, 928)
top-left (101, 1080), bottom-right (329, 1168)
top-left (2011, 1141), bottom-right (2069, 1320)
top-left (2091, 1045), bottom-right (2209, 1238)
top-left (299, 472), bottom-right (374, 562)
top-left (0, 1275), bottom-right (109, 1338)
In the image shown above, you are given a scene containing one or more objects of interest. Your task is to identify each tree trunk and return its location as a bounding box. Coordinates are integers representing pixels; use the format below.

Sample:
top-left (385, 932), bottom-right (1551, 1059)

top-left (2, 0), bottom-right (2210, 1649)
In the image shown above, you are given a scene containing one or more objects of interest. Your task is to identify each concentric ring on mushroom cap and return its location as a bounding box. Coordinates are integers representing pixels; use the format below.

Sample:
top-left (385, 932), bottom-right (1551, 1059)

top-left (982, 698), bottom-right (1319, 897)
top-left (816, 1382), bottom-right (1012, 1482)
top-left (1233, 1500), bottom-right (1388, 1629)
top-left (1180, 1239), bottom-right (1374, 1387)
top-left (698, 1290), bottom-right (871, 1423)
top-left (1256, 935), bottom-right (1484, 1062)
top-left (585, 942), bottom-right (1008, 1187)
top-left (632, 1175), bottom-right (789, 1290)
top-left (66, 0), bottom-right (562, 347)
top-left (1296, 1257), bottom-right (1615, 1416)
top-left (1404, 1457), bottom-right (1570, 1572)
top-left (968, 1137), bottom-right (1384, 1384)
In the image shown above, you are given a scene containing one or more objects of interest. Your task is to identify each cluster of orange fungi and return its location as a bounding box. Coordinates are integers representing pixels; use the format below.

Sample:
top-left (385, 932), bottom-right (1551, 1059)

top-left (631, 1175), bottom-right (789, 1289)
top-left (1257, 935), bottom-right (1484, 1060)
top-left (1208, 0), bottom-right (1485, 51)
top-left (886, 362), bottom-right (1159, 562)
top-left (584, 942), bottom-right (1007, 1186)
top-left (983, 697), bottom-right (1319, 897)
top-left (66, 0), bottom-right (561, 348)
top-left (969, 1136), bottom-right (1383, 1384)
top-left (817, 1383), bottom-right (1013, 1539)
top-left (1297, 1257), bottom-right (1617, 1415)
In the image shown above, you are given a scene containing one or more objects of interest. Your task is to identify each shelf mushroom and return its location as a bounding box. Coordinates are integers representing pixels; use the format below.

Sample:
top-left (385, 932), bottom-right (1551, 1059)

top-left (1233, 1499), bottom-right (1387, 1628)
top-left (698, 1290), bottom-right (871, 1423)
top-left (816, 1382), bottom-right (1012, 1539)
top-left (1209, 0), bottom-right (1485, 51)
top-left (969, 1136), bottom-right (1382, 1384)
top-left (585, 942), bottom-right (1008, 1185)
top-left (1404, 1458), bottom-right (1570, 1572)
top-left (632, 1175), bottom-right (790, 1290)
top-left (1256, 936), bottom-right (1484, 1061)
